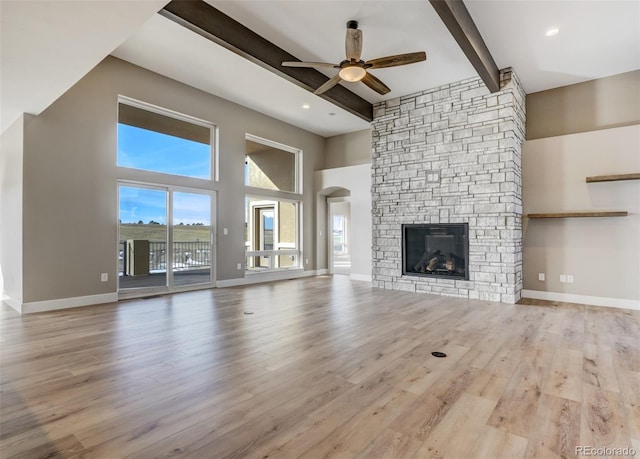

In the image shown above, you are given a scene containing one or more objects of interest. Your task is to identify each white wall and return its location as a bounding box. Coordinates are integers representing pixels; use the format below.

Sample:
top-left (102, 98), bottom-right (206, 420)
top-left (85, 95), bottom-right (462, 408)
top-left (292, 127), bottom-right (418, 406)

top-left (0, 115), bottom-right (25, 307)
top-left (316, 164), bottom-right (372, 281)
top-left (522, 124), bottom-right (640, 307)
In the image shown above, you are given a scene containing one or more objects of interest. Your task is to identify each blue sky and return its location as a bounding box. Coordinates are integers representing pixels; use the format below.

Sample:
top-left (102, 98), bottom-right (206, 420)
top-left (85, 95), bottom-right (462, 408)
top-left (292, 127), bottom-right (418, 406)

top-left (118, 124), bottom-right (212, 225)
top-left (117, 124), bottom-right (210, 179)
top-left (119, 187), bottom-right (211, 225)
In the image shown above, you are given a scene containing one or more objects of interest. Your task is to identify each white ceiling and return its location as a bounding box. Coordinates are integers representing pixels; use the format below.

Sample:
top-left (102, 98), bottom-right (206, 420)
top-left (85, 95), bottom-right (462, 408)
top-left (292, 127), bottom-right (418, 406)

top-left (466, 0), bottom-right (640, 92)
top-left (2, 0), bottom-right (639, 137)
top-left (0, 0), bottom-right (169, 134)
top-left (111, 13), bottom-right (372, 137)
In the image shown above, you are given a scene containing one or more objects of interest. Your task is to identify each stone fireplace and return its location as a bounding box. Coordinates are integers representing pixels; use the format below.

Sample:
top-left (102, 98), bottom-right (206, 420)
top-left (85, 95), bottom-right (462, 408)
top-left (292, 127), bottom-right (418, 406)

top-left (403, 223), bottom-right (469, 280)
top-left (371, 69), bottom-right (525, 303)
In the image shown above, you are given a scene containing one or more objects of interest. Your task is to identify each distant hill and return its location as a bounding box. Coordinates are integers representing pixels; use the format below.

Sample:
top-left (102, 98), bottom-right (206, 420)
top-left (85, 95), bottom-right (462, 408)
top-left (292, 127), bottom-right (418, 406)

top-left (120, 224), bottom-right (211, 242)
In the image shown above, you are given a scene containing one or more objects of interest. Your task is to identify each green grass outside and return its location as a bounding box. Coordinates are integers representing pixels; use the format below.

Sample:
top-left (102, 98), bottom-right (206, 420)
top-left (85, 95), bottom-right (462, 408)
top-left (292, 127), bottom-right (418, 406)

top-left (120, 224), bottom-right (212, 242)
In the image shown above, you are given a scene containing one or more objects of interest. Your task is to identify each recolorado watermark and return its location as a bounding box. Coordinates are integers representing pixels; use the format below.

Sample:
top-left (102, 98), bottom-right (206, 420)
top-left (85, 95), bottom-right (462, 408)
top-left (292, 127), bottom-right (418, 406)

top-left (576, 446), bottom-right (637, 456)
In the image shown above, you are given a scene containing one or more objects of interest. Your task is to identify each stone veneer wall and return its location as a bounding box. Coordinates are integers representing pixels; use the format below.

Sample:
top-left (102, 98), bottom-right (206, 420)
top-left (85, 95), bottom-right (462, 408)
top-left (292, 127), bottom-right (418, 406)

top-left (371, 69), bottom-right (526, 303)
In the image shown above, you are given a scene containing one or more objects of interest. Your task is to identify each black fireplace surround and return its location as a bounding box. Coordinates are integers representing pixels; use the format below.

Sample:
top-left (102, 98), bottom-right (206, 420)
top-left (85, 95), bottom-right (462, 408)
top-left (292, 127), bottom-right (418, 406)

top-left (402, 223), bottom-right (469, 280)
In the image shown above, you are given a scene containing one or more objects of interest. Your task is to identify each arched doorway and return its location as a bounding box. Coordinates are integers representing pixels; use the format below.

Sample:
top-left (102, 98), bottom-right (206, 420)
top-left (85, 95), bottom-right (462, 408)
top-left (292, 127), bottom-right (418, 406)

top-left (326, 188), bottom-right (351, 276)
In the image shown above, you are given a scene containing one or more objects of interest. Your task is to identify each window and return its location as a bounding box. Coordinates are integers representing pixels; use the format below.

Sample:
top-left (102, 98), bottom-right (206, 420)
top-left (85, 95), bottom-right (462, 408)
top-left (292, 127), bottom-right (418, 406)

top-left (116, 98), bottom-right (217, 296)
top-left (245, 198), bottom-right (300, 271)
top-left (244, 135), bottom-right (300, 193)
top-left (243, 134), bottom-right (303, 273)
top-left (117, 99), bottom-right (215, 180)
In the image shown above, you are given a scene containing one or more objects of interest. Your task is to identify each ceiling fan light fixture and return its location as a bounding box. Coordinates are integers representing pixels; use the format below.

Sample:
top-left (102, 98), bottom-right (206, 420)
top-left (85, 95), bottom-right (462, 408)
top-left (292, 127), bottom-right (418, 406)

top-left (339, 65), bottom-right (366, 82)
top-left (285, 21), bottom-right (425, 95)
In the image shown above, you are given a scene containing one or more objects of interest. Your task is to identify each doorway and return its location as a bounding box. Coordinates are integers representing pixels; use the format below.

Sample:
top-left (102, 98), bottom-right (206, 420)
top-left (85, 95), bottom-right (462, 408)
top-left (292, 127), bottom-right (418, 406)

top-left (118, 183), bottom-right (215, 295)
top-left (328, 198), bottom-right (351, 275)
top-left (254, 204), bottom-right (275, 269)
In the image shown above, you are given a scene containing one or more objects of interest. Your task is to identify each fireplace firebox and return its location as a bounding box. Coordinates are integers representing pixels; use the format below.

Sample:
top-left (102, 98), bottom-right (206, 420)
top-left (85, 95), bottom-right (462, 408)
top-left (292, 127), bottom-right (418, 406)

top-left (402, 224), bottom-right (469, 280)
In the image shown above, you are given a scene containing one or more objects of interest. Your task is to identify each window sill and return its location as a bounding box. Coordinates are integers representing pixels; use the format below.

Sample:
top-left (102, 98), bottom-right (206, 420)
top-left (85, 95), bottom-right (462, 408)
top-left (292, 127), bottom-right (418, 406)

top-left (245, 267), bottom-right (303, 276)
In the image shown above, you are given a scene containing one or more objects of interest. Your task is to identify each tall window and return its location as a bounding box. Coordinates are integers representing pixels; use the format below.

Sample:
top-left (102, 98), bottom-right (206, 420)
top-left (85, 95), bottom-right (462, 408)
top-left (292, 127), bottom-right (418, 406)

top-left (244, 135), bottom-right (302, 272)
top-left (117, 98), bottom-right (215, 180)
top-left (116, 98), bottom-right (217, 295)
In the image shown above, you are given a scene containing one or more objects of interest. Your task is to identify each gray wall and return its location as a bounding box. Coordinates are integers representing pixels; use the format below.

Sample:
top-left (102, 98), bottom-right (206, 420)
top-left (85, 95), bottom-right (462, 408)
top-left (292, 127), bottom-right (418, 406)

top-left (12, 56), bottom-right (325, 304)
top-left (526, 70), bottom-right (640, 140)
top-left (0, 115), bottom-right (25, 304)
top-left (523, 71), bottom-right (640, 305)
top-left (324, 129), bottom-right (371, 169)
top-left (522, 125), bottom-right (640, 302)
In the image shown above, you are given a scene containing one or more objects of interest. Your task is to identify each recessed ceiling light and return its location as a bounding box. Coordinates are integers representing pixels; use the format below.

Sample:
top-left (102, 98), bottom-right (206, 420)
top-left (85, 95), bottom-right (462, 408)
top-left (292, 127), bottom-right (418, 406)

top-left (302, 104), bottom-right (310, 109)
top-left (545, 28), bottom-right (559, 37)
top-left (328, 112), bottom-right (336, 116)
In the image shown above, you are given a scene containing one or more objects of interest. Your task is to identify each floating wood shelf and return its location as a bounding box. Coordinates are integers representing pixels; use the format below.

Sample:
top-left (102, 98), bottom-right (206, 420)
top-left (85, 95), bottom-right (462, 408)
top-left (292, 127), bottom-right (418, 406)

top-left (586, 173), bottom-right (640, 183)
top-left (527, 211), bottom-right (628, 219)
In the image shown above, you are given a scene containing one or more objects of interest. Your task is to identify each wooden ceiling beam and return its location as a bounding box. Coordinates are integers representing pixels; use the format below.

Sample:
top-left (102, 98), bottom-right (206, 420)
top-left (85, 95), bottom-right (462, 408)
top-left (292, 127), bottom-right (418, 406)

top-left (160, 0), bottom-right (373, 122)
top-left (429, 0), bottom-right (501, 92)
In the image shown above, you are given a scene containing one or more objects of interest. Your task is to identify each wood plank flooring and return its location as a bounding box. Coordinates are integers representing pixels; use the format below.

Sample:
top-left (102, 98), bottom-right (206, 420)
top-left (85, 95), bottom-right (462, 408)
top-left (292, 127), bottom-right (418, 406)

top-left (1, 276), bottom-right (639, 458)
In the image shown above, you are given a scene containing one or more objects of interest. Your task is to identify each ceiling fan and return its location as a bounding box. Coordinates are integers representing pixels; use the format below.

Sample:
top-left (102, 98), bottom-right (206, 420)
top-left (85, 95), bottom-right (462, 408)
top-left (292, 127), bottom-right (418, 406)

top-left (282, 20), bottom-right (426, 96)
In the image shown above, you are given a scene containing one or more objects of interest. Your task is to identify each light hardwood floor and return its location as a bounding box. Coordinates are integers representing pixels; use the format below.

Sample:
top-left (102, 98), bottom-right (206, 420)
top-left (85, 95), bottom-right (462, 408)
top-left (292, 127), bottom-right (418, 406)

top-left (1, 276), bottom-right (638, 458)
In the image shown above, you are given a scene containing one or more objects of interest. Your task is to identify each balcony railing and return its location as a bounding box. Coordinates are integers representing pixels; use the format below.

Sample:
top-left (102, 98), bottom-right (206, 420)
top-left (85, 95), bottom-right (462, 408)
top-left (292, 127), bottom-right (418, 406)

top-left (119, 240), bottom-right (210, 275)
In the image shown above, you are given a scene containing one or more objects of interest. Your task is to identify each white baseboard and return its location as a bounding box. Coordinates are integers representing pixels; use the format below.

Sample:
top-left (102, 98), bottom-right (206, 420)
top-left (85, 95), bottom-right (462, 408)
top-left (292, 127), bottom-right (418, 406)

top-left (215, 277), bottom-right (249, 288)
top-left (217, 269), bottom-right (316, 288)
top-left (350, 273), bottom-right (372, 282)
top-left (522, 289), bottom-right (640, 311)
top-left (2, 294), bottom-right (23, 313)
top-left (7, 292), bottom-right (119, 314)
top-left (317, 269), bottom-right (329, 275)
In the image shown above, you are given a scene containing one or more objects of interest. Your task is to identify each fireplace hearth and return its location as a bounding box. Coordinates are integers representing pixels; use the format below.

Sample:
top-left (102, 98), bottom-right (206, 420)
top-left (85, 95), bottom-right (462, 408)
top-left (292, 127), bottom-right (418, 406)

top-left (402, 224), bottom-right (469, 280)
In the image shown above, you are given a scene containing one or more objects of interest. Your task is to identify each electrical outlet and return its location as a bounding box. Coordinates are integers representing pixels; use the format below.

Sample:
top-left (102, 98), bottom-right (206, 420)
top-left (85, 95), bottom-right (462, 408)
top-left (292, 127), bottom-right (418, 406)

top-left (538, 273), bottom-right (545, 281)
top-left (237, 263), bottom-right (242, 270)
top-left (305, 258), bottom-right (309, 265)
top-left (223, 228), bottom-right (228, 235)
top-left (560, 274), bottom-right (566, 283)
top-left (567, 275), bottom-right (574, 283)
top-left (101, 273), bottom-right (108, 282)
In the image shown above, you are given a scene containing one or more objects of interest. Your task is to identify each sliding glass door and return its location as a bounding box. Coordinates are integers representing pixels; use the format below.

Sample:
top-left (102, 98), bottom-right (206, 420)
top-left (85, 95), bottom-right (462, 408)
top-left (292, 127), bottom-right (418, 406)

top-left (172, 192), bottom-right (212, 287)
top-left (118, 184), bottom-right (214, 294)
top-left (119, 185), bottom-right (168, 290)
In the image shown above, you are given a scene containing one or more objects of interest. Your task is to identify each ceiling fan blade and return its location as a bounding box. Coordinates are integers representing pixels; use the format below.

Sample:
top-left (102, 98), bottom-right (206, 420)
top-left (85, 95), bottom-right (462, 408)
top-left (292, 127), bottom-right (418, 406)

top-left (282, 61), bottom-right (338, 68)
top-left (345, 28), bottom-right (363, 61)
top-left (366, 51), bottom-right (427, 69)
top-left (361, 72), bottom-right (391, 95)
top-left (314, 73), bottom-right (343, 95)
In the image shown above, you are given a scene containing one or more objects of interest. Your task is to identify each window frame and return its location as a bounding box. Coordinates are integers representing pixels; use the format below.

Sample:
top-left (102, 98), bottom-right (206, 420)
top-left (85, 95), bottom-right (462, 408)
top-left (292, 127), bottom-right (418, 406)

top-left (244, 133), bottom-right (302, 194)
top-left (245, 196), bottom-right (302, 272)
top-left (117, 96), bottom-right (219, 182)
top-left (117, 179), bottom-right (217, 298)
